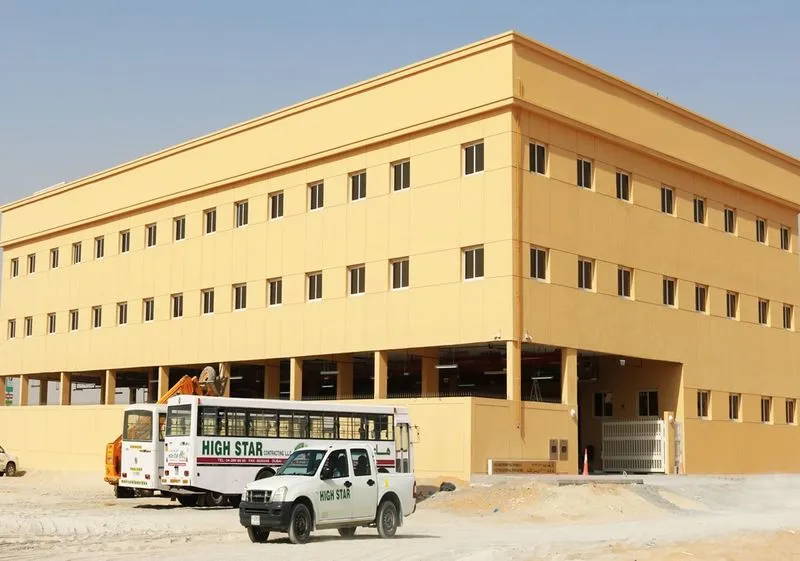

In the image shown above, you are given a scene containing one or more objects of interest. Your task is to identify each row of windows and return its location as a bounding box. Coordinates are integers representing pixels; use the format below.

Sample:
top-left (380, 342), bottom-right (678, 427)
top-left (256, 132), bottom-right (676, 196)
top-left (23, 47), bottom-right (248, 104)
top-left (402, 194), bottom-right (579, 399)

top-left (532, 143), bottom-right (793, 251)
top-left (593, 390), bottom-right (659, 418)
top-left (696, 390), bottom-right (797, 425)
top-left (531, 247), bottom-right (795, 329)
top-left (6, 141), bottom-right (488, 280)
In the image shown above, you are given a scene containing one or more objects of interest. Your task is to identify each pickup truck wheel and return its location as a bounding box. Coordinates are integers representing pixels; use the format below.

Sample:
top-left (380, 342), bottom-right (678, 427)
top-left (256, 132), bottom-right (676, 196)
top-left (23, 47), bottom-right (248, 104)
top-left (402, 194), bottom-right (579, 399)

top-left (377, 500), bottom-right (398, 539)
top-left (288, 503), bottom-right (312, 544)
top-left (247, 526), bottom-right (270, 543)
top-left (337, 527), bottom-right (357, 538)
top-left (4, 463), bottom-right (15, 477)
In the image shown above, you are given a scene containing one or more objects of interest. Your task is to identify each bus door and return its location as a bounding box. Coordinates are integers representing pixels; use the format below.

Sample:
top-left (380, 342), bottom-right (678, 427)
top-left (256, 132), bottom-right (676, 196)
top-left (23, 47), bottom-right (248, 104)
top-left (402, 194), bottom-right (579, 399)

top-left (395, 423), bottom-right (410, 473)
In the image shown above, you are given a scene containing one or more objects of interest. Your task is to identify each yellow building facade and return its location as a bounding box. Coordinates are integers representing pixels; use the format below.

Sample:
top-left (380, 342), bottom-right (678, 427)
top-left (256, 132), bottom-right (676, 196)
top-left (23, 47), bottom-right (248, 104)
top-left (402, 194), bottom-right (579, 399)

top-left (2, 32), bottom-right (800, 480)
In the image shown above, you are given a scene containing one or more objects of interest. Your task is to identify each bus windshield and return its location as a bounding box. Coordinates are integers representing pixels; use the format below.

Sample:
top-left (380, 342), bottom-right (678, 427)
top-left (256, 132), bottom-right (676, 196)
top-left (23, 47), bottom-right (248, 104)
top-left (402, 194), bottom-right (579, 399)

top-left (276, 449), bottom-right (327, 476)
top-left (123, 410), bottom-right (153, 442)
top-left (166, 404), bottom-right (192, 437)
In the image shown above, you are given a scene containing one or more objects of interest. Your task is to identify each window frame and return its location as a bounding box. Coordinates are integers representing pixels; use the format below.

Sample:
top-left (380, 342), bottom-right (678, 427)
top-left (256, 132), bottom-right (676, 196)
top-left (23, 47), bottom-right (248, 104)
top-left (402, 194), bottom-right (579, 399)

top-left (204, 208), bottom-right (217, 235)
top-left (693, 196), bottom-right (706, 224)
top-left (145, 223), bottom-right (157, 248)
top-left (348, 265), bottom-right (366, 296)
top-left (50, 247), bottom-right (59, 269)
top-left (233, 283), bottom-right (248, 311)
top-left (529, 142), bottom-right (547, 175)
top-left (72, 242), bottom-right (82, 264)
top-left (308, 182), bottom-right (324, 211)
top-left (530, 246), bottom-right (548, 281)
top-left (662, 277), bottom-right (676, 307)
top-left (463, 141), bottom-right (485, 176)
top-left (593, 392), bottom-right (613, 418)
top-left (758, 299), bottom-right (769, 326)
top-left (761, 396), bottom-right (772, 424)
top-left (390, 258), bottom-right (410, 291)
top-left (756, 218), bottom-right (767, 244)
top-left (143, 298), bottom-right (155, 323)
top-left (576, 157), bottom-right (593, 189)
top-left (724, 207), bottom-right (736, 234)
top-left (307, 272), bottom-right (323, 301)
top-left (660, 186), bottom-right (675, 215)
top-left (69, 310), bottom-right (79, 332)
top-left (92, 306), bottom-right (103, 329)
top-left (202, 289), bottom-right (215, 315)
top-left (234, 200), bottom-right (249, 228)
top-left (7, 319), bottom-right (15, 339)
top-left (783, 304), bottom-right (793, 330)
top-left (617, 266), bottom-right (633, 299)
top-left (786, 399), bottom-right (797, 425)
top-left (270, 191), bottom-right (284, 219)
top-left (637, 390), bottom-right (659, 417)
top-left (350, 171), bottom-right (367, 201)
top-left (120, 230), bottom-right (131, 253)
top-left (24, 316), bottom-right (33, 337)
top-left (117, 302), bottom-right (128, 326)
top-left (463, 246), bottom-right (485, 281)
top-left (174, 216), bottom-right (186, 241)
top-left (694, 284), bottom-right (708, 313)
top-left (94, 236), bottom-right (105, 259)
top-left (47, 313), bottom-right (56, 335)
top-left (27, 253), bottom-right (36, 275)
top-left (615, 171), bottom-right (631, 202)
top-left (729, 393), bottom-right (741, 421)
top-left (392, 160), bottom-right (411, 192)
top-left (577, 258), bottom-right (594, 290)
top-left (10, 258), bottom-right (19, 278)
top-left (171, 293), bottom-right (184, 319)
top-left (780, 225), bottom-right (791, 251)
top-left (726, 291), bottom-right (738, 319)
top-left (268, 278), bottom-right (283, 307)
top-left (697, 390), bottom-right (710, 419)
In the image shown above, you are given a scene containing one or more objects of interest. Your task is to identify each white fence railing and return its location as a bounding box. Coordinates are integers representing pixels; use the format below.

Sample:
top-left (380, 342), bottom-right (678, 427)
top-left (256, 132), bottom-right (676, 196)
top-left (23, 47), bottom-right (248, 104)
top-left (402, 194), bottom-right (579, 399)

top-left (601, 419), bottom-right (666, 474)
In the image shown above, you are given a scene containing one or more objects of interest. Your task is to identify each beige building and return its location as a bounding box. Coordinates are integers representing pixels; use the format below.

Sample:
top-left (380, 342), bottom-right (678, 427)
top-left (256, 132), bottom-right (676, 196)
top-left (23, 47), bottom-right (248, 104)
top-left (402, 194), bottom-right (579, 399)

top-left (2, 31), bottom-right (800, 480)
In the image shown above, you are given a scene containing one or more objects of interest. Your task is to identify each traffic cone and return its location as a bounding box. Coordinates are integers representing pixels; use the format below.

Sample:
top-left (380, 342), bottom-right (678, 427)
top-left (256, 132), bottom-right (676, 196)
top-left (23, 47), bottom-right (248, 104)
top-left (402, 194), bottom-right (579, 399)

top-left (582, 448), bottom-right (589, 476)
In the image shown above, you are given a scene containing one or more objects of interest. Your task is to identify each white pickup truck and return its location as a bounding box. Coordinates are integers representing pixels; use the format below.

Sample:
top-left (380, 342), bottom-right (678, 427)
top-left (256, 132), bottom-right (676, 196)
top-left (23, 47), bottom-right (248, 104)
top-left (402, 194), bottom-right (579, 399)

top-left (0, 444), bottom-right (18, 477)
top-left (239, 444), bottom-right (416, 544)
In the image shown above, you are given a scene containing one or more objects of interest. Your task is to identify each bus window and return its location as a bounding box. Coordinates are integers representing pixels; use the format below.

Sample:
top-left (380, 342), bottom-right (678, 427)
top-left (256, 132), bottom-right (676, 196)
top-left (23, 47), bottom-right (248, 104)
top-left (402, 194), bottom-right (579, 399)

top-left (368, 414), bottom-right (394, 441)
top-left (198, 407), bottom-right (219, 436)
top-left (158, 413), bottom-right (166, 442)
top-left (309, 414), bottom-right (336, 439)
top-left (248, 410), bottom-right (278, 438)
top-left (166, 404), bottom-right (191, 437)
top-left (394, 423), bottom-right (410, 473)
top-left (123, 410), bottom-right (153, 442)
top-left (279, 412), bottom-right (307, 438)
top-left (227, 409), bottom-right (246, 437)
top-left (338, 414), bottom-right (363, 440)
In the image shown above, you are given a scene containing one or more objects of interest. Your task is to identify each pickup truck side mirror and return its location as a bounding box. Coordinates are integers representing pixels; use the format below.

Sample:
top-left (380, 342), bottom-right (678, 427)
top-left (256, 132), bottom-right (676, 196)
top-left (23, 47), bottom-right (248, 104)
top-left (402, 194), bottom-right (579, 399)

top-left (320, 465), bottom-right (333, 480)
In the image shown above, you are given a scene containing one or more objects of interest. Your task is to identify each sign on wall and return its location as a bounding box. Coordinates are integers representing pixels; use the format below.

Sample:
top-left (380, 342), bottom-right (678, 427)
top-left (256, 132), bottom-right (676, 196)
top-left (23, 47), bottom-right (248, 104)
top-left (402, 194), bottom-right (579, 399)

top-left (5, 381), bottom-right (12, 406)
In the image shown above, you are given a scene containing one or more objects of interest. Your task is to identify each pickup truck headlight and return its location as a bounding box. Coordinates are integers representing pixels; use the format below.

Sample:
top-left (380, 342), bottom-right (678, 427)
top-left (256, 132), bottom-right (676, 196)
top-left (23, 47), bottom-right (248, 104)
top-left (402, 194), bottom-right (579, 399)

top-left (271, 486), bottom-right (287, 503)
top-left (241, 490), bottom-right (248, 501)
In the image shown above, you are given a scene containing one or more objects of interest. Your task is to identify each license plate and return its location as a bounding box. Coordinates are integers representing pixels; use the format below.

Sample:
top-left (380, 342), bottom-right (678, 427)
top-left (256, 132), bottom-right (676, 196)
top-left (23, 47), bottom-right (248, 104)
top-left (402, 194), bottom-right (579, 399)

top-left (250, 515), bottom-right (261, 526)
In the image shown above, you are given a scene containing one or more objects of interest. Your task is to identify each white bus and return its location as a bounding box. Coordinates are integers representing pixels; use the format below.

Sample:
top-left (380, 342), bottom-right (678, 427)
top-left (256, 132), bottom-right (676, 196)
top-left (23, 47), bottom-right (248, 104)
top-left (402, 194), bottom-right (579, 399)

top-left (118, 404), bottom-right (168, 498)
top-left (162, 395), bottom-right (413, 507)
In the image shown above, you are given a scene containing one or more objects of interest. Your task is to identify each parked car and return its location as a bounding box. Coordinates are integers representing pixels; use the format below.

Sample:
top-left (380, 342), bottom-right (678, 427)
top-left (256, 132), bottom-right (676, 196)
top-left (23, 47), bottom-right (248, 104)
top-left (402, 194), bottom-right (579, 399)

top-left (239, 444), bottom-right (416, 544)
top-left (0, 445), bottom-right (18, 477)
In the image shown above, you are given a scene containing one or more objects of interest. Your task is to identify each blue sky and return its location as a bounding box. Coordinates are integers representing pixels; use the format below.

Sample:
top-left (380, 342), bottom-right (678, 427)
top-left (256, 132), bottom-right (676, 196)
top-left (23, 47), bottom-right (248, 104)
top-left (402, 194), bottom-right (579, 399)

top-left (1, 0), bottom-right (799, 209)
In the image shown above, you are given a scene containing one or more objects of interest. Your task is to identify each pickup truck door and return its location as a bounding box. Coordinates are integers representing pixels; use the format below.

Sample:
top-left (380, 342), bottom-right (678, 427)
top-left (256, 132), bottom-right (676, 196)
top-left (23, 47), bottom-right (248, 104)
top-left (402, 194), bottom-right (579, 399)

top-left (348, 448), bottom-right (377, 520)
top-left (317, 449), bottom-right (353, 523)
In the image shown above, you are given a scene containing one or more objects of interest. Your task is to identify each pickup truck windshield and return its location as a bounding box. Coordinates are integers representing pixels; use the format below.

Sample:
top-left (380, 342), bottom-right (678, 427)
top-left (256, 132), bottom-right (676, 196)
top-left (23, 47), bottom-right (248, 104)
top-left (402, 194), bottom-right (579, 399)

top-left (276, 449), bottom-right (326, 476)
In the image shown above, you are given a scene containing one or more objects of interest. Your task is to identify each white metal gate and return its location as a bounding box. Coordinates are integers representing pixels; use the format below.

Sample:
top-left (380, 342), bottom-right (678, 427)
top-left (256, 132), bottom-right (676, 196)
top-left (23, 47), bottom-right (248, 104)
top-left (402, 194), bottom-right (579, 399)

top-left (601, 419), bottom-right (666, 473)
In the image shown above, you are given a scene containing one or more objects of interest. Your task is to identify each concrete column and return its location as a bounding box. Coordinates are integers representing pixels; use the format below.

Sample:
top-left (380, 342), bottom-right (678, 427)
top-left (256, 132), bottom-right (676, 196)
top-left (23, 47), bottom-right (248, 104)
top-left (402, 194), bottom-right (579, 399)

top-left (561, 348), bottom-right (578, 407)
top-left (60, 372), bottom-right (71, 405)
top-left (374, 351), bottom-right (388, 400)
top-left (289, 358), bottom-right (303, 401)
top-left (506, 341), bottom-right (521, 402)
top-left (19, 375), bottom-right (29, 406)
top-left (39, 378), bottom-right (48, 406)
top-left (100, 375), bottom-right (106, 405)
top-left (219, 362), bottom-right (231, 397)
top-left (337, 360), bottom-right (354, 399)
top-left (158, 366), bottom-right (170, 399)
top-left (105, 369), bottom-right (117, 405)
top-left (664, 410), bottom-right (676, 475)
top-left (421, 356), bottom-right (439, 396)
top-left (264, 361), bottom-right (280, 399)
top-left (129, 387), bottom-right (137, 404)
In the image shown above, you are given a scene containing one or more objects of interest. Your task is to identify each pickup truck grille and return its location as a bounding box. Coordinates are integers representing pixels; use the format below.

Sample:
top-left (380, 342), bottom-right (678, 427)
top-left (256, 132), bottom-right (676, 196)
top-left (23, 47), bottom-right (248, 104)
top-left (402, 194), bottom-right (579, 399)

top-left (247, 490), bottom-right (272, 503)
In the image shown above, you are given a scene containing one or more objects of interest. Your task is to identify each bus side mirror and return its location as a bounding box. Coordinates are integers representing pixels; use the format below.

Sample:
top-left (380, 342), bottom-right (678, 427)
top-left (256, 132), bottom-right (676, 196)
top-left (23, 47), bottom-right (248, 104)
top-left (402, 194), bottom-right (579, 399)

top-left (320, 465), bottom-right (332, 480)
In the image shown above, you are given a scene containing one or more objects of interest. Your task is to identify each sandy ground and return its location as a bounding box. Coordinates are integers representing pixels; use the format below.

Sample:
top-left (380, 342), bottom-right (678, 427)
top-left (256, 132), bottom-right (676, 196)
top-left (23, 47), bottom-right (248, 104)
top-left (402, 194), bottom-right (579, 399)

top-left (2, 471), bottom-right (800, 560)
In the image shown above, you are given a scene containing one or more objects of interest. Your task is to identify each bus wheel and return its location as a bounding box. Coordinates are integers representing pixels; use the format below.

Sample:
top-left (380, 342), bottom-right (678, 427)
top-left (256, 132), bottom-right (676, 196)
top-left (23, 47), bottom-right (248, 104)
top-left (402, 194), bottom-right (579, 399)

top-left (205, 491), bottom-right (226, 507)
top-left (247, 526), bottom-right (270, 543)
top-left (255, 468), bottom-right (274, 480)
top-left (177, 495), bottom-right (198, 507)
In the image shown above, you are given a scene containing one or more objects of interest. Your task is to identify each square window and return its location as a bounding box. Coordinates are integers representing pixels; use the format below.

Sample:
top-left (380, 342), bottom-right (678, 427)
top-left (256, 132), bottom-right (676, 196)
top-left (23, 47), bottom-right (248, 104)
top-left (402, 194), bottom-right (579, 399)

top-left (72, 242), bottom-right (82, 264)
top-left (577, 258), bottom-right (593, 290)
top-left (660, 186), bottom-right (674, 215)
top-left (697, 390), bottom-right (710, 418)
top-left (529, 143), bottom-right (546, 175)
top-left (786, 399), bottom-right (796, 425)
top-left (235, 200), bottom-right (249, 228)
top-left (172, 293), bottom-right (184, 319)
top-left (756, 218), bottom-right (766, 244)
top-left (95, 236), bottom-right (105, 259)
top-left (202, 289), bottom-right (215, 314)
top-left (349, 265), bottom-right (365, 295)
top-left (24, 316), bottom-right (33, 337)
top-left (268, 278), bottom-right (283, 306)
top-left (464, 141), bottom-right (484, 175)
top-left (47, 313), bottom-right (56, 335)
top-left (92, 306), bottom-right (102, 329)
top-left (7, 319), bottom-right (16, 339)
top-left (616, 172), bottom-right (630, 201)
top-left (50, 248), bottom-right (59, 269)
top-left (204, 209), bottom-right (217, 234)
top-left (308, 272), bottom-right (323, 301)
top-left (146, 224), bottom-right (157, 248)
top-left (729, 393), bottom-right (740, 421)
top-left (69, 310), bottom-right (79, 332)
top-left (693, 197), bottom-right (706, 224)
top-left (530, 247), bottom-right (548, 280)
top-left (463, 247), bottom-right (484, 280)
top-left (783, 304), bottom-right (793, 330)
top-left (174, 216), bottom-right (186, 241)
top-left (120, 230), bottom-right (131, 253)
top-left (117, 302), bottom-right (128, 326)
top-left (350, 171), bottom-right (367, 201)
top-left (143, 298), bottom-right (155, 322)
top-left (270, 192), bottom-right (284, 219)
top-left (309, 182), bottom-right (324, 210)
top-left (27, 253), bottom-right (36, 274)
top-left (663, 277), bottom-right (676, 307)
top-left (758, 299), bottom-right (769, 325)
top-left (724, 208), bottom-right (736, 234)
top-left (780, 226), bottom-right (790, 251)
top-left (576, 158), bottom-right (592, 189)
top-left (638, 390), bottom-right (659, 417)
top-left (617, 267), bottom-right (632, 298)
top-left (10, 258), bottom-right (19, 278)
top-left (392, 160), bottom-right (410, 191)
top-left (695, 284), bottom-right (708, 313)
top-left (726, 291), bottom-right (738, 319)
top-left (761, 396), bottom-right (772, 423)
top-left (593, 392), bottom-right (613, 417)
top-left (391, 259), bottom-right (409, 290)
top-left (233, 284), bottom-right (247, 310)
